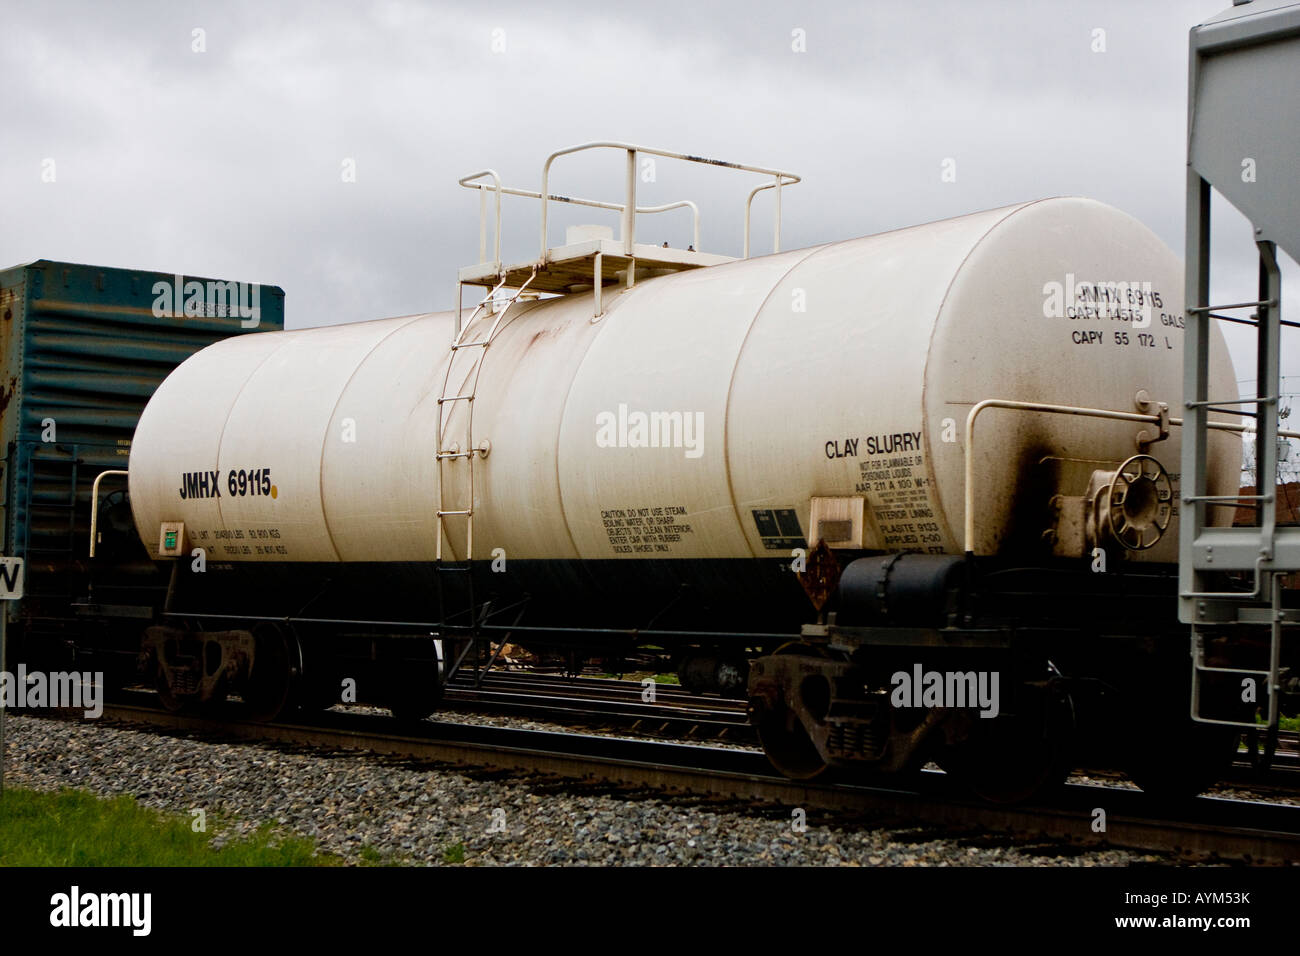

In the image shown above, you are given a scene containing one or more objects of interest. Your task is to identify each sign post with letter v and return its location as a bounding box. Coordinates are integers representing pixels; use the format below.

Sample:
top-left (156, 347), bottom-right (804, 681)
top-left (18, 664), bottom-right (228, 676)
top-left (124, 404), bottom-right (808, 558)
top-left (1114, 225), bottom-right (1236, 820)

top-left (0, 557), bottom-right (23, 600)
top-left (0, 555), bottom-right (23, 794)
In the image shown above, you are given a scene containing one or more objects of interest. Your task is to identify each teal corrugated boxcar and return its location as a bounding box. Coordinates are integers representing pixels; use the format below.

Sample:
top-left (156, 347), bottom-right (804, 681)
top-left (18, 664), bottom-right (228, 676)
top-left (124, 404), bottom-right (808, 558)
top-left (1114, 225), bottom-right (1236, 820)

top-left (0, 259), bottom-right (284, 640)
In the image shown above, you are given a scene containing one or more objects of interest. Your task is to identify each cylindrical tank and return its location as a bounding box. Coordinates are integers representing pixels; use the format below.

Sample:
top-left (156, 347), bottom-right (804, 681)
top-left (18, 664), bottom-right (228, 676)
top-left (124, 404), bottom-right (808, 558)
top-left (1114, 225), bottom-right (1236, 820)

top-left (127, 198), bottom-right (1238, 627)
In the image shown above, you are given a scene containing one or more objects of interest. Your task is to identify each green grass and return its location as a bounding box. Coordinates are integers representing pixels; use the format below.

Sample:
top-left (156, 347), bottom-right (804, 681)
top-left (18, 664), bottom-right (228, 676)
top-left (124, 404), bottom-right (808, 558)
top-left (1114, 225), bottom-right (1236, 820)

top-left (1249, 714), bottom-right (1299, 732)
top-left (591, 671), bottom-right (681, 685)
top-left (0, 787), bottom-right (333, 867)
top-left (442, 842), bottom-right (465, 864)
top-left (1238, 714), bottom-right (1300, 750)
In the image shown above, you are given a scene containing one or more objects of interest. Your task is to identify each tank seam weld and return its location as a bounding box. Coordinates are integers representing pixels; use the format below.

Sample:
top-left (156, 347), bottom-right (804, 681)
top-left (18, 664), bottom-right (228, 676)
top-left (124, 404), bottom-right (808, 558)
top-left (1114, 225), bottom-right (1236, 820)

top-left (921, 199), bottom-right (1052, 554)
top-left (721, 244), bottom-right (832, 559)
top-left (317, 313), bottom-right (429, 563)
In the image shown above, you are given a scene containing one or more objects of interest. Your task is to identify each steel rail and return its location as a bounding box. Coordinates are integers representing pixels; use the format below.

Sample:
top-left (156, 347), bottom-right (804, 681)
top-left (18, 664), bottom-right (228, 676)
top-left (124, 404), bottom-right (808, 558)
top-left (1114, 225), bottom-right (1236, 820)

top-left (440, 673), bottom-right (752, 741)
top-left (81, 702), bottom-right (1300, 864)
top-left (448, 670), bottom-right (745, 707)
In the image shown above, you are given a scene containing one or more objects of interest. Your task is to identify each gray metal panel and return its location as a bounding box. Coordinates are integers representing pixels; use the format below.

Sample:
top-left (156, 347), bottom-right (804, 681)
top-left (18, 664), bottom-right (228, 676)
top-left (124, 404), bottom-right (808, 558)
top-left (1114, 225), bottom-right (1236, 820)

top-left (1193, 525), bottom-right (1300, 570)
top-left (1195, 0), bottom-right (1300, 39)
top-left (1189, 2), bottom-right (1300, 263)
top-left (1183, 2), bottom-right (1300, 619)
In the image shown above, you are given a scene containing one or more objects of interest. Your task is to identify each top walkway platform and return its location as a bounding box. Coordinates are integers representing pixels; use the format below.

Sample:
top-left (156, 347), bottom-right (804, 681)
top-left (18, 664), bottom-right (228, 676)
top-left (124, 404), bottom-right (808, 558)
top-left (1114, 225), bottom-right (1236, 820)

top-left (453, 142), bottom-right (800, 319)
top-left (458, 238), bottom-right (732, 295)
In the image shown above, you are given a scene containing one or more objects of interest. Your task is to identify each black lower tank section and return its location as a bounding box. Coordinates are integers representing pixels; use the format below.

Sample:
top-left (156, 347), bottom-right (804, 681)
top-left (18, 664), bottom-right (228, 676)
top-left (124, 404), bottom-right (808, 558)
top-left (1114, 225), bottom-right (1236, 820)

top-left (168, 556), bottom-right (815, 640)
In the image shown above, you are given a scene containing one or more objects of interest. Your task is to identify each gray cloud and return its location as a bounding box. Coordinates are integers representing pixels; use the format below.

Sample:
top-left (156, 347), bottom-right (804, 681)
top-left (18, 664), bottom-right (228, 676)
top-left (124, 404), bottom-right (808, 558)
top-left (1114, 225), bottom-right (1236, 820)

top-left (2, 0), bottom-right (1293, 398)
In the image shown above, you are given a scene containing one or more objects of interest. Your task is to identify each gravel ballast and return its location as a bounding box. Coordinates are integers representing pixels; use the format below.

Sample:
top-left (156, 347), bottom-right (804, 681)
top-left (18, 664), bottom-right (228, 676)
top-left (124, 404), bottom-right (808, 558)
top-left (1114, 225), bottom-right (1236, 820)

top-left (4, 713), bottom-right (1174, 866)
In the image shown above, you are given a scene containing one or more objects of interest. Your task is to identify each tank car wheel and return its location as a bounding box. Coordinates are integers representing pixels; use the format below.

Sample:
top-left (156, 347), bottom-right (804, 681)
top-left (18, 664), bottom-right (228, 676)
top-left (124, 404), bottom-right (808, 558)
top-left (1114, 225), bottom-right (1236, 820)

top-left (241, 623), bottom-right (300, 722)
top-left (195, 676), bottom-right (231, 716)
top-left (151, 631), bottom-right (193, 714)
top-left (937, 683), bottom-right (1074, 805)
top-left (153, 665), bottom-right (187, 714)
top-left (299, 679), bottom-right (343, 712)
top-left (1123, 723), bottom-right (1239, 800)
top-left (388, 658), bottom-right (444, 723)
top-left (1116, 672), bottom-right (1243, 799)
top-left (754, 643), bottom-right (834, 781)
top-left (389, 693), bottom-right (442, 723)
top-left (756, 706), bottom-right (833, 781)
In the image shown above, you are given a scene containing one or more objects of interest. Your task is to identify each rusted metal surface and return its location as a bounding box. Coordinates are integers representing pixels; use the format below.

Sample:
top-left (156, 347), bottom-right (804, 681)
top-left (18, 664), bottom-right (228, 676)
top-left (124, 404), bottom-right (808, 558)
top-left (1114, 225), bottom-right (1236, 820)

top-left (139, 626), bottom-right (255, 707)
top-left (796, 539), bottom-right (841, 611)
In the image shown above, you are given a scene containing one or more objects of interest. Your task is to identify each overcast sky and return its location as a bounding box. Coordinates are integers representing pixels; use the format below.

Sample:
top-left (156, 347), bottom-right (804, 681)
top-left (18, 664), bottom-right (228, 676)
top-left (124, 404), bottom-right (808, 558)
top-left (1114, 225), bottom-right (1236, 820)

top-left (3, 0), bottom-right (1296, 405)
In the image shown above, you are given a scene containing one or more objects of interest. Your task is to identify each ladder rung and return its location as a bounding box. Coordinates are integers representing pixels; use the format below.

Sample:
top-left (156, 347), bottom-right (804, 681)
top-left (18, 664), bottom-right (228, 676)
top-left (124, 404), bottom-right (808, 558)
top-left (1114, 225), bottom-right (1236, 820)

top-left (438, 509), bottom-right (473, 517)
top-left (1195, 663), bottom-right (1273, 676)
top-left (438, 395), bottom-right (474, 404)
top-left (1188, 299), bottom-right (1275, 313)
top-left (1189, 715), bottom-right (1266, 730)
top-left (1185, 396), bottom-right (1274, 409)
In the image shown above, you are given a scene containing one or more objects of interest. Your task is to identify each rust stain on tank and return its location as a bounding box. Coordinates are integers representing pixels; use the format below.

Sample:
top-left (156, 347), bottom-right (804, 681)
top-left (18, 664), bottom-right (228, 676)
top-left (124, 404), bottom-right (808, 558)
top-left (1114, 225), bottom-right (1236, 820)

top-left (523, 326), bottom-right (558, 353)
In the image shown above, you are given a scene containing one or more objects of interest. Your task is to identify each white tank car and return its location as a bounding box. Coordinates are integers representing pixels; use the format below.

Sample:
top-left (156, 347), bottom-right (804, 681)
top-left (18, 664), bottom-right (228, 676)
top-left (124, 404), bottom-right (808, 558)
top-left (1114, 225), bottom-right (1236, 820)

top-left (128, 197), bottom-right (1237, 573)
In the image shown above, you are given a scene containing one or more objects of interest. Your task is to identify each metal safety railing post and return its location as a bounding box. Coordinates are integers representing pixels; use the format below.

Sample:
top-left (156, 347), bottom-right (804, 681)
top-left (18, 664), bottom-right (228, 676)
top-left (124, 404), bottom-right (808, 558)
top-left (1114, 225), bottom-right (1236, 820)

top-left (537, 142), bottom-right (800, 259)
top-left (88, 469), bottom-right (130, 558)
top-left (457, 170), bottom-right (503, 269)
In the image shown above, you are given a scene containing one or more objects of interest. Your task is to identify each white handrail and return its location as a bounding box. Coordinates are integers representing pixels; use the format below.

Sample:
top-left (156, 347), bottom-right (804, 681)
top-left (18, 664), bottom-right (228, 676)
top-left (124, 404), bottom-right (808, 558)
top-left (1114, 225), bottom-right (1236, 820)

top-left (744, 176), bottom-right (799, 258)
top-left (458, 170), bottom-right (504, 268)
top-left (539, 142), bottom-right (800, 259)
top-left (88, 469), bottom-right (129, 558)
top-left (460, 179), bottom-right (701, 259)
top-left (962, 399), bottom-right (1299, 554)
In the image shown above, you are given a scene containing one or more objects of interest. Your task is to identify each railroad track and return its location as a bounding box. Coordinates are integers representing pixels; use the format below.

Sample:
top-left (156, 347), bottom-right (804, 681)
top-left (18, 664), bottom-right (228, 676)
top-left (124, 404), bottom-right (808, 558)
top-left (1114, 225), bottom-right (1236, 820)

top-left (450, 670), bottom-right (1300, 785)
top-left (1236, 730), bottom-right (1300, 774)
top-left (441, 671), bottom-right (753, 742)
top-left (82, 697), bottom-right (1300, 865)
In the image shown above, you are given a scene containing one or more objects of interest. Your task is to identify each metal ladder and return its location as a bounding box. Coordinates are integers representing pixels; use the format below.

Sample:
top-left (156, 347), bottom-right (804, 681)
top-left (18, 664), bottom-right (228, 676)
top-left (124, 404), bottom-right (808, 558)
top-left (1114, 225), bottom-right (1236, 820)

top-left (1190, 573), bottom-right (1290, 733)
top-left (22, 450), bottom-right (81, 573)
top-left (1183, 243), bottom-right (1295, 733)
top-left (1181, 3), bottom-right (1300, 746)
top-left (434, 267), bottom-right (537, 564)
